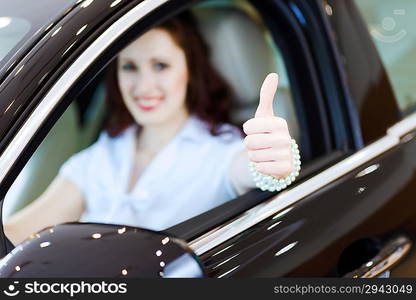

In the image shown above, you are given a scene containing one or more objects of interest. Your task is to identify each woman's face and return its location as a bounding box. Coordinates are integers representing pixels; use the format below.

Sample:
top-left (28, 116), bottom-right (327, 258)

top-left (117, 28), bottom-right (189, 127)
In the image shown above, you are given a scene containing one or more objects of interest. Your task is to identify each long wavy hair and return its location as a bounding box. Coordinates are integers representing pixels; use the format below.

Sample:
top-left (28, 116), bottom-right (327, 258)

top-left (103, 11), bottom-right (235, 137)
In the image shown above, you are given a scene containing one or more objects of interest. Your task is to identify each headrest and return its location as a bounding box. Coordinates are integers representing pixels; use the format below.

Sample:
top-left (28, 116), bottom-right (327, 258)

top-left (193, 6), bottom-right (276, 120)
top-left (192, 3), bottom-right (300, 141)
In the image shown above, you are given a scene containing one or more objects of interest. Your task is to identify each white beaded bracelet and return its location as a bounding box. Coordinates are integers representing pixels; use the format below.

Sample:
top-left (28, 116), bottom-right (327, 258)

top-left (249, 139), bottom-right (301, 192)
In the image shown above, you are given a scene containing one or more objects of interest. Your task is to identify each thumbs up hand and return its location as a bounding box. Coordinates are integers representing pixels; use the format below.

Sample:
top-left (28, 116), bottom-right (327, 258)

top-left (243, 73), bottom-right (293, 178)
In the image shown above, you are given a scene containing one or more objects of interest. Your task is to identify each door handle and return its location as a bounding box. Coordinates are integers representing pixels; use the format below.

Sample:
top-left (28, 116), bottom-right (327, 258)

top-left (344, 234), bottom-right (412, 278)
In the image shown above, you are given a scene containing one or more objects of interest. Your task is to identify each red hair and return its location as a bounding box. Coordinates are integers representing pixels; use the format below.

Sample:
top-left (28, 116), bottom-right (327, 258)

top-left (103, 11), bottom-right (235, 137)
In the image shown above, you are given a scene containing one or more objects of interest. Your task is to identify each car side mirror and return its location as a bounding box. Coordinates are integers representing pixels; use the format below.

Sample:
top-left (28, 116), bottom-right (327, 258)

top-left (0, 223), bottom-right (205, 278)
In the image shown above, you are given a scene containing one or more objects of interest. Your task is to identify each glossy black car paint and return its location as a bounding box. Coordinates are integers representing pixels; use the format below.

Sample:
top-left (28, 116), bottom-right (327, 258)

top-left (0, 0), bottom-right (77, 81)
top-left (197, 0), bottom-right (416, 277)
top-left (0, 223), bottom-right (204, 278)
top-left (0, 0), bottom-right (415, 278)
top-left (200, 134), bottom-right (416, 277)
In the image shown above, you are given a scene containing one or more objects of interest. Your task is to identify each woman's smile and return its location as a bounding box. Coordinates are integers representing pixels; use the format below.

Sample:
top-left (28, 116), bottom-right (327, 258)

top-left (134, 96), bottom-right (164, 111)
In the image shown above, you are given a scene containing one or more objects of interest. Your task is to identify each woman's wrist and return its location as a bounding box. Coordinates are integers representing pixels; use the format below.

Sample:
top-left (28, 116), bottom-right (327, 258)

top-left (249, 139), bottom-right (301, 192)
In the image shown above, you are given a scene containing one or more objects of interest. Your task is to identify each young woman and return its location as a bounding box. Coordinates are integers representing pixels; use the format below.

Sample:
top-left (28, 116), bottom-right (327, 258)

top-left (4, 12), bottom-right (295, 245)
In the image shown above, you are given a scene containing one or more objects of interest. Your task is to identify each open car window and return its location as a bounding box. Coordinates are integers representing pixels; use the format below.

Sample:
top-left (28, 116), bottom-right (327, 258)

top-left (2, 0), bottom-right (331, 248)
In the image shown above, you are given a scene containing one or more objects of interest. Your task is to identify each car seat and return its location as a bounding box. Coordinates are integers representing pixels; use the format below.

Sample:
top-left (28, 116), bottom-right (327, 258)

top-left (192, 0), bottom-right (300, 140)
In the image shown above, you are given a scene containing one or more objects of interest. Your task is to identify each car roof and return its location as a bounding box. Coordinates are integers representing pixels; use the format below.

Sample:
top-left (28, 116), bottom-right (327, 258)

top-left (1, 0), bottom-right (80, 72)
top-left (2, 0), bottom-right (79, 26)
top-left (0, 0), bottom-right (133, 80)
top-left (0, 0), bottom-right (134, 152)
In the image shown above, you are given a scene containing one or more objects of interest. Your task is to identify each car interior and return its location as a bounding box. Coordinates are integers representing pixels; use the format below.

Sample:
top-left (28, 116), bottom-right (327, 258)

top-left (2, 0), bottom-right (300, 227)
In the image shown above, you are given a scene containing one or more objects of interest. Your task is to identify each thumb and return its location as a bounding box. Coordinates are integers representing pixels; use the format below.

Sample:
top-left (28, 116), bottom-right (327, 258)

top-left (255, 73), bottom-right (279, 118)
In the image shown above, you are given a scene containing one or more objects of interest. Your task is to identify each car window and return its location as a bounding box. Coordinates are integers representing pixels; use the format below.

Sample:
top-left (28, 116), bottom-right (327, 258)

top-left (0, 16), bottom-right (31, 62)
top-left (191, 1), bottom-right (300, 142)
top-left (354, 0), bottom-right (416, 117)
top-left (2, 0), bottom-right (308, 246)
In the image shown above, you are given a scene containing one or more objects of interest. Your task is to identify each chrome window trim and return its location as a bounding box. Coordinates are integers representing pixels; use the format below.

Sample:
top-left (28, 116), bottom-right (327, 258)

top-left (0, 0), bottom-right (169, 183)
top-left (189, 112), bottom-right (416, 256)
top-left (387, 112), bottom-right (416, 137)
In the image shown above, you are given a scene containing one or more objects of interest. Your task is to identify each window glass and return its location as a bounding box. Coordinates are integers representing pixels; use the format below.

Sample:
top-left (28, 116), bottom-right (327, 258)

top-left (2, 0), bottom-right (301, 246)
top-left (354, 0), bottom-right (416, 116)
top-left (0, 16), bottom-right (31, 62)
top-left (3, 102), bottom-right (85, 219)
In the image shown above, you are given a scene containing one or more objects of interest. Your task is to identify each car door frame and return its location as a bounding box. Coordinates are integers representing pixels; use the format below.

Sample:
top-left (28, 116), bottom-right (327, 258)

top-left (2, 0), bottom-right (414, 278)
top-left (189, 0), bottom-right (416, 277)
top-left (0, 0), bottom-right (337, 257)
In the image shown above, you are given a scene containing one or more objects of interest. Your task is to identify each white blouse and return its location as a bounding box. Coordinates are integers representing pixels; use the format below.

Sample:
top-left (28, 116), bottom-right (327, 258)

top-left (58, 115), bottom-right (244, 230)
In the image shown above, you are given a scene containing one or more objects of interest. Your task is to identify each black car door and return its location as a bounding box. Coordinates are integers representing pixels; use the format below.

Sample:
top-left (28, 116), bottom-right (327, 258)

top-left (0, 0), bottom-right (415, 279)
top-left (0, 0), bottom-right (333, 263)
top-left (185, 0), bottom-right (416, 278)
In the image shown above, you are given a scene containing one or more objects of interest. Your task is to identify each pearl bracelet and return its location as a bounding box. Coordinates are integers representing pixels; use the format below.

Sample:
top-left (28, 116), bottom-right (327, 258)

top-left (249, 139), bottom-right (301, 192)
